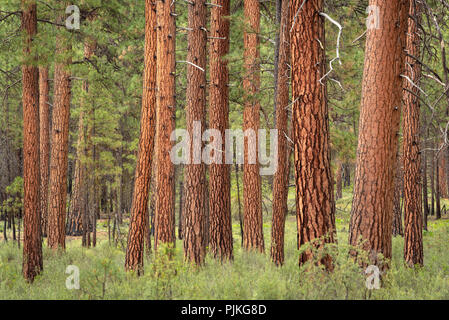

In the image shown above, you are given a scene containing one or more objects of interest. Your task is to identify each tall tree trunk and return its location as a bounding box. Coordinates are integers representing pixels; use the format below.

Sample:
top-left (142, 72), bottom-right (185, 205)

top-left (349, 0), bottom-right (409, 267)
top-left (243, 0), bottom-right (264, 253)
top-left (47, 7), bottom-right (72, 250)
top-left (208, 0), bottom-right (233, 261)
top-left (291, 0), bottom-right (336, 269)
top-left (155, 0), bottom-right (176, 249)
top-left (39, 66), bottom-right (50, 238)
top-left (183, 0), bottom-right (207, 265)
top-left (125, 0), bottom-right (157, 274)
top-left (402, 0), bottom-right (423, 267)
top-left (271, 0), bottom-right (290, 266)
top-left (21, 0), bottom-right (43, 282)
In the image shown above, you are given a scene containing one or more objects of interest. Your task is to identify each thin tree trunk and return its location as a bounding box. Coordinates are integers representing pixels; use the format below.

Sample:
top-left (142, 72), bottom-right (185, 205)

top-left (178, 180), bottom-right (183, 240)
top-left (291, 0), bottom-right (336, 269)
top-left (21, 0), bottom-right (43, 282)
top-left (349, 0), bottom-right (409, 267)
top-left (430, 143), bottom-right (435, 216)
top-left (235, 164), bottom-right (244, 246)
top-left (39, 67), bottom-right (50, 238)
top-left (271, 0), bottom-right (290, 266)
top-left (125, 0), bottom-right (157, 274)
top-left (335, 161), bottom-right (343, 200)
top-left (436, 154), bottom-right (441, 219)
top-left (392, 155), bottom-right (403, 237)
top-left (402, 0), bottom-right (423, 267)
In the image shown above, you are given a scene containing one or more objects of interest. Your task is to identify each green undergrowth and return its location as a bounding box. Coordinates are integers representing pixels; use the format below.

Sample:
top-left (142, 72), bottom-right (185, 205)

top-left (1, 189), bottom-right (449, 299)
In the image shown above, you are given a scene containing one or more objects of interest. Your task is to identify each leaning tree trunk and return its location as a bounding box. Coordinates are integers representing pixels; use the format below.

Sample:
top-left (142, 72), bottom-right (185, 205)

top-left (349, 0), bottom-right (409, 267)
top-left (125, 0), bottom-right (157, 274)
top-left (155, 0), bottom-right (176, 249)
top-left (291, 0), bottom-right (336, 270)
top-left (22, 0), bottom-right (43, 282)
top-left (242, 0), bottom-right (264, 253)
top-left (39, 66), bottom-right (50, 238)
top-left (402, 0), bottom-right (423, 267)
top-left (183, 0), bottom-right (207, 266)
top-left (208, 0), bottom-right (233, 261)
top-left (271, 0), bottom-right (290, 266)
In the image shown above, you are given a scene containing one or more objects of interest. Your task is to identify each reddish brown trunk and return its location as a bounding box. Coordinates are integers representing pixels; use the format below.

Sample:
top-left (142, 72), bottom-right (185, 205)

top-left (183, 0), bottom-right (207, 265)
top-left (39, 67), bottom-right (50, 238)
top-left (22, 0), bottom-right (43, 282)
top-left (271, 0), bottom-right (290, 266)
top-left (349, 0), bottom-right (409, 267)
top-left (48, 9), bottom-right (72, 250)
top-left (243, 0), bottom-right (264, 253)
top-left (291, 0), bottom-right (336, 270)
top-left (208, 0), bottom-right (233, 261)
top-left (154, 0), bottom-right (176, 249)
top-left (402, 0), bottom-right (423, 267)
top-left (125, 0), bottom-right (157, 274)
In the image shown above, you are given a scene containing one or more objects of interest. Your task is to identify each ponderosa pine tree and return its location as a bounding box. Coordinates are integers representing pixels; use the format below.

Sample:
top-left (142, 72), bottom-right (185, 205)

top-left (243, 0), bottom-right (264, 253)
top-left (291, 0), bottom-right (336, 269)
top-left (22, 0), bottom-right (43, 282)
top-left (155, 0), bottom-right (176, 249)
top-left (67, 37), bottom-right (96, 240)
top-left (402, 0), bottom-right (423, 267)
top-left (125, 0), bottom-right (157, 274)
top-left (48, 6), bottom-right (72, 250)
top-left (39, 66), bottom-right (49, 238)
top-left (349, 0), bottom-right (409, 266)
top-left (183, 0), bottom-right (207, 265)
top-left (271, 0), bottom-right (290, 266)
top-left (208, 0), bottom-right (233, 261)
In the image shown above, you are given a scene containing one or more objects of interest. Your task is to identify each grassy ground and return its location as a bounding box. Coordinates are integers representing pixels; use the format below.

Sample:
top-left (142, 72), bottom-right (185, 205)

top-left (1, 188), bottom-right (449, 299)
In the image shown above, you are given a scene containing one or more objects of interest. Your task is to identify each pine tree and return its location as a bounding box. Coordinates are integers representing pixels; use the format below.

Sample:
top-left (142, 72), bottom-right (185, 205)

top-left (242, 0), bottom-right (264, 253)
top-left (22, 0), bottom-right (43, 281)
top-left (208, 0), bottom-right (233, 261)
top-left (155, 0), bottom-right (176, 249)
top-left (39, 66), bottom-right (50, 238)
top-left (125, 0), bottom-right (157, 273)
top-left (349, 0), bottom-right (409, 266)
top-left (291, 0), bottom-right (336, 269)
top-left (271, 0), bottom-right (290, 266)
top-left (183, 0), bottom-right (207, 265)
top-left (403, 0), bottom-right (423, 267)
top-left (48, 5), bottom-right (72, 250)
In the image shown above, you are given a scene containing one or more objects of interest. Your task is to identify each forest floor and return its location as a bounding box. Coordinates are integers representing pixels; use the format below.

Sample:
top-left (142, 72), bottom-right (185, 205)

top-left (1, 188), bottom-right (449, 299)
